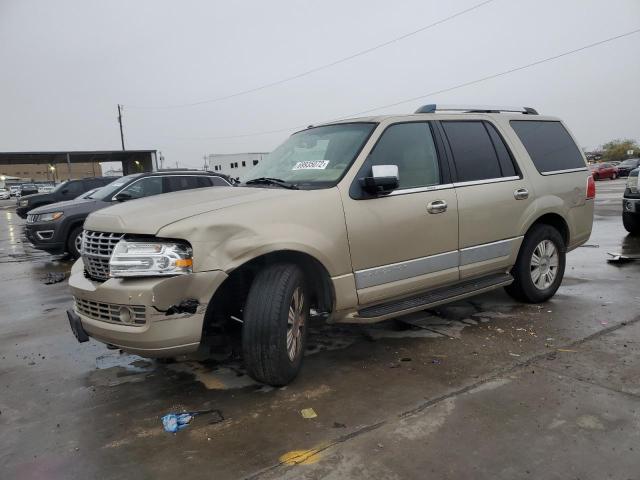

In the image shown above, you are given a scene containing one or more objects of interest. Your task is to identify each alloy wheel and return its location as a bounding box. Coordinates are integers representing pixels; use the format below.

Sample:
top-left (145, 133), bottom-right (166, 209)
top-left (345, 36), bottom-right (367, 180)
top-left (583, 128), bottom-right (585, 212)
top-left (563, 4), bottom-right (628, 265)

top-left (530, 239), bottom-right (559, 290)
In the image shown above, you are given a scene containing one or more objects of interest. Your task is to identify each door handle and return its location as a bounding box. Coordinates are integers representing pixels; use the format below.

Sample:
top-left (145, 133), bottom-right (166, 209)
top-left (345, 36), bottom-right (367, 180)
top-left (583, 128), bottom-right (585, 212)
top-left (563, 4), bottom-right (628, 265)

top-left (514, 188), bottom-right (529, 200)
top-left (427, 200), bottom-right (447, 214)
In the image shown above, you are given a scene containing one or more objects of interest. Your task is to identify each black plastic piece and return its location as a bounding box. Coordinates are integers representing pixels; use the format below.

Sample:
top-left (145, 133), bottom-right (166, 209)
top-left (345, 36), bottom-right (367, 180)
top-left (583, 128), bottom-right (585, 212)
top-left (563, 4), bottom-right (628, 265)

top-left (165, 298), bottom-right (199, 316)
top-left (67, 309), bottom-right (90, 343)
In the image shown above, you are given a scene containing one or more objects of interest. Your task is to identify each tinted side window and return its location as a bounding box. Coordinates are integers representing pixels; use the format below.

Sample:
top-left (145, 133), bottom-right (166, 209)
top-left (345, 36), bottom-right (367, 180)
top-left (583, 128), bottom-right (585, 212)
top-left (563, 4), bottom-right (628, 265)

top-left (367, 122), bottom-right (440, 189)
top-left (209, 177), bottom-right (229, 186)
top-left (166, 176), bottom-right (204, 192)
top-left (62, 181), bottom-right (83, 196)
top-left (442, 121), bottom-right (502, 182)
top-left (510, 120), bottom-right (585, 173)
top-left (119, 176), bottom-right (163, 199)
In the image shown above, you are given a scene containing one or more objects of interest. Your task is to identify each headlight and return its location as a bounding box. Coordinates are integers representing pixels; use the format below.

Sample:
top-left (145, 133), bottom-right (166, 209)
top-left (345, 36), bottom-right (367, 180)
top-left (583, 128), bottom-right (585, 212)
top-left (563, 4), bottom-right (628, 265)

top-left (109, 240), bottom-right (193, 277)
top-left (627, 172), bottom-right (639, 193)
top-left (19, 200), bottom-right (28, 206)
top-left (39, 212), bottom-right (64, 222)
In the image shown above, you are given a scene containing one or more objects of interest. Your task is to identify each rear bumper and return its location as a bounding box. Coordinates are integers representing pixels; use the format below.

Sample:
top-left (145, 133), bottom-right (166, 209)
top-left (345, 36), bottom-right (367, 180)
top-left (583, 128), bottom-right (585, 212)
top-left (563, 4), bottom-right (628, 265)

top-left (67, 259), bottom-right (228, 357)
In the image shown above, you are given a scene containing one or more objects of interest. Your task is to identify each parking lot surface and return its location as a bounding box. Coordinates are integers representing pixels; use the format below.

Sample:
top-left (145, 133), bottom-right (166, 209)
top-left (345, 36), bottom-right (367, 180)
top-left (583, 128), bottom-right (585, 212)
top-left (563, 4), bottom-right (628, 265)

top-left (1, 179), bottom-right (639, 479)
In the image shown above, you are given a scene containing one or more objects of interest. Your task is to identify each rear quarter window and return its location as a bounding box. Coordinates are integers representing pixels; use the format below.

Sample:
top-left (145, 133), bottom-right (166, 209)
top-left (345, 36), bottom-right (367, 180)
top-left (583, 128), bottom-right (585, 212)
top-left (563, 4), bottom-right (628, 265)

top-left (510, 120), bottom-right (585, 174)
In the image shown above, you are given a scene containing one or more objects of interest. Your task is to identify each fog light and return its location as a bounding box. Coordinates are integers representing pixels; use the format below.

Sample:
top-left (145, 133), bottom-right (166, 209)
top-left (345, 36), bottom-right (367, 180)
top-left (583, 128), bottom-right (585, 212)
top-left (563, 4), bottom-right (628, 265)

top-left (119, 306), bottom-right (133, 324)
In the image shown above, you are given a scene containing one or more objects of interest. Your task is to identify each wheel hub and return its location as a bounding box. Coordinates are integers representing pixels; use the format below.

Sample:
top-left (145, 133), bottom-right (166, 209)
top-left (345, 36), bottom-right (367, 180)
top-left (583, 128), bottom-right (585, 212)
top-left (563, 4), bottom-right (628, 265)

top-left (286, 287), bottom-right (305, 361)
top-left (530, 239), bottom-right (559, 290)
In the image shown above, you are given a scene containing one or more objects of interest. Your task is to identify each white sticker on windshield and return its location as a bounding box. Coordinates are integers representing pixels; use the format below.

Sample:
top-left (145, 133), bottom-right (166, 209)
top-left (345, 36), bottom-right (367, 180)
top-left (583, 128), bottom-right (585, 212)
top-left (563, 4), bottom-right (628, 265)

top-left (292, 160), bottom-right (330, 170)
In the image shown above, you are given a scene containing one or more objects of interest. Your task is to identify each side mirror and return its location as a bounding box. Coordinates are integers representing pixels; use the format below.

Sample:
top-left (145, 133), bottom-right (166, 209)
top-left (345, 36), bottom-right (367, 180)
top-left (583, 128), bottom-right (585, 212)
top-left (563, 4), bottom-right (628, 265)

top-left (61, 188), bottom-right (69, 195)
top-left (114, 192), bottom-right (132, 202)
top-left (360, 165), bottom-right (399, 194)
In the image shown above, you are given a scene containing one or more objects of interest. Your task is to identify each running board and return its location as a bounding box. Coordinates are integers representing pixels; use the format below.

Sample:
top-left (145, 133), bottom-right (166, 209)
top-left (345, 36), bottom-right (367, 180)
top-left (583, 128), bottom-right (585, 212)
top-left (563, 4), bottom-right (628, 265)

top-left (357, 273), bottom-right (513, 319)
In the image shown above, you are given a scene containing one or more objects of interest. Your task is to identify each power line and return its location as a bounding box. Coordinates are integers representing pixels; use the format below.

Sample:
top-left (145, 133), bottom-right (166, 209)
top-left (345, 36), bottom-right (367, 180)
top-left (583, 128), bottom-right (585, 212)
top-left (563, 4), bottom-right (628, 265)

top-left (169, 27), bottom-right (640, 141)
top-left (124, 0), bottom-right (496, 109)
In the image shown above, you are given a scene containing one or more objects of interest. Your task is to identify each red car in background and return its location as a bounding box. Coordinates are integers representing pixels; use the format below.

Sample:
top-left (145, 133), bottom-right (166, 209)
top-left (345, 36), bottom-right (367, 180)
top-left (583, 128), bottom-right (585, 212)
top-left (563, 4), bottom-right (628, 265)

top-left (590, 162), bottom-right (619, 180)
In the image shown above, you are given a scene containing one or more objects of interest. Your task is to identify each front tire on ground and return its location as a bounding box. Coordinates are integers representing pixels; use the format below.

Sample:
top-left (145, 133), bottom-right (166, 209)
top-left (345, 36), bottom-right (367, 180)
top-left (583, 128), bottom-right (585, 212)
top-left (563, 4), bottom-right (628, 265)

top-left (242, 263), bottom-right (309, 386)
top-left (623, 212), bottom-right (640, 235)
top-left (67, 226), bottom-right (84, 259)
top-left (505, 224), bottom-right (566, 303)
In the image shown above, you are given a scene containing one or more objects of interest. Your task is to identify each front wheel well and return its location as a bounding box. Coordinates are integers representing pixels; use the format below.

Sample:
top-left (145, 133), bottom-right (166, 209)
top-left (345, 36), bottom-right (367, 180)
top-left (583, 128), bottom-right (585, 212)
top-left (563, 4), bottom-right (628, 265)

top-left (204, 250), bottom-right (334, 329)
top-left (527, 213), bottom-right (569, 247)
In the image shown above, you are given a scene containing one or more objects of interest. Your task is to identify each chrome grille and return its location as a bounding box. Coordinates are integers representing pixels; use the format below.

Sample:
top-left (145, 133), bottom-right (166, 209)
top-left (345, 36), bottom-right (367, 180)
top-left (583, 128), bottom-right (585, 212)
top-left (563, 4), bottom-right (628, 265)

top-left (26, 214), bottom-right (40, 223)
top-left (74, 297), bottom-right (146, 325)
top-left (82, 230), bottom-right (124, 281)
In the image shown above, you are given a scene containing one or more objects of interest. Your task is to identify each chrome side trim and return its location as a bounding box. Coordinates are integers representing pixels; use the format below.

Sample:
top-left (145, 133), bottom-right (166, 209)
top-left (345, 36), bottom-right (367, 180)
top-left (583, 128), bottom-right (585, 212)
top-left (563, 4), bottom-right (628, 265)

top-left (387, 183), bottom-right (454, 196)
top-left (540, 167), bottom-right (588, 175)
top-left (354, 236), bottom-right (523, 289)
top-left (355, 250), bottom-right (458, 289)
top-left (453, 176), bottom-right (519, 188)
top-left (459, 237), bottom-right (522, 266)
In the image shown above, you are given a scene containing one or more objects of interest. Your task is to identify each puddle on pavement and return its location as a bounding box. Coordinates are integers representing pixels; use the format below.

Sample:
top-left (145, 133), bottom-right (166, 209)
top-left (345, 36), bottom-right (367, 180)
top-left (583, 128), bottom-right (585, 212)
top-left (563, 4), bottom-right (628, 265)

top-left (85, 302), bottom-right (546, 390)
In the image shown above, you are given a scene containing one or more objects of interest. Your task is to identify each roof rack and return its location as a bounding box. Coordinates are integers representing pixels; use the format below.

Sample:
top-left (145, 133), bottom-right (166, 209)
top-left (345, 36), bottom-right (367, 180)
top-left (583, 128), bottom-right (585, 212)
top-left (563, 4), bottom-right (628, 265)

top-left (415, 104), bottom-right (538, 115)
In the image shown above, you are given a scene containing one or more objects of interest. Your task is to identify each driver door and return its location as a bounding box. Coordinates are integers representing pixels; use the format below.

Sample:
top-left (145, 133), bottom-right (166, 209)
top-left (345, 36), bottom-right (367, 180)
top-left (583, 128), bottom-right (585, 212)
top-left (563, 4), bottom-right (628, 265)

top-left (341, 121), bottom-right (459, 306)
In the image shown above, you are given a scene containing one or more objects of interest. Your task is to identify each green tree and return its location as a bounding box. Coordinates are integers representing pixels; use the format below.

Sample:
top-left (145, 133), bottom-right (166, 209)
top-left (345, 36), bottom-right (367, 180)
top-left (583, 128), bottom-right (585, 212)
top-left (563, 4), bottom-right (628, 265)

top-left (601, 139), bottom-right (640, 162)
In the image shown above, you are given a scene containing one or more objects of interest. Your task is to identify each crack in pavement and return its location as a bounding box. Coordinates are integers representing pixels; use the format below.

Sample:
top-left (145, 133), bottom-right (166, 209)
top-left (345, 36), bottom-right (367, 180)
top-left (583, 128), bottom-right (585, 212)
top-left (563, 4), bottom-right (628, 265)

top-left (246, 314), bottom-right (640, 479)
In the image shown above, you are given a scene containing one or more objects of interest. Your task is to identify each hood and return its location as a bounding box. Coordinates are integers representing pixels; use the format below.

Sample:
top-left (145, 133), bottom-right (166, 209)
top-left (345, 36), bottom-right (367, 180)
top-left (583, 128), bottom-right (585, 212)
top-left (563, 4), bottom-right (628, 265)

top-left (29, 197), bottom-right (100, 215)
top-left (84, 186), bottom-right (293, 234)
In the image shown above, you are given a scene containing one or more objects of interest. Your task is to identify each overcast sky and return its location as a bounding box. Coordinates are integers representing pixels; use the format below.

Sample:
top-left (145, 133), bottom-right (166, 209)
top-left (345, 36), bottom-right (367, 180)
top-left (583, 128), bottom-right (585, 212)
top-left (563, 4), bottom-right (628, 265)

top-left (1, 0), bottom-right (639, 169)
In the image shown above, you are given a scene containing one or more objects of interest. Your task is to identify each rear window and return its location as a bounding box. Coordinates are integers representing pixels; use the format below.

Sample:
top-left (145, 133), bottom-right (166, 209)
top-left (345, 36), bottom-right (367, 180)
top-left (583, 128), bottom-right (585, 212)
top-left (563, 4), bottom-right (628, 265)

top-left (510, 121), bottom-right (585, 174)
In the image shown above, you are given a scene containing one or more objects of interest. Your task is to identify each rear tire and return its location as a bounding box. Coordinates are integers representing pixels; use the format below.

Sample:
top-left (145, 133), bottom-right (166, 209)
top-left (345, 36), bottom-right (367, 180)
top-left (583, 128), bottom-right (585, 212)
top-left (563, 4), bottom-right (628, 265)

top-left (623, 212), bottom-right (640, 235)
top-left (67, 226), bottom-right (83, 259)
top-left (593, 173), bottom-right (600, 181)
top-left (242, 263), bottom-right (309, 386)
top-left (505, 224), bottom-right (566, 303)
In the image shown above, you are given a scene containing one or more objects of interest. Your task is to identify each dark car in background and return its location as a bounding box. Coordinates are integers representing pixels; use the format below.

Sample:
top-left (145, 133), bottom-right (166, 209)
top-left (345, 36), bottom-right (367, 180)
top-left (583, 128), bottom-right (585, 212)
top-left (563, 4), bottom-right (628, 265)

top-left (16, 177), bottom-right (115, 218)
top-left (616, 158), bottom-right (640, 177)
top-left (25, 171), bottom-right (233, 258)
top-left (623, 167), bottom-right (640, 235)
top-left (19, 184), bottom-right (39, 197)
top-left (589, 162), bottom-right (619, 180)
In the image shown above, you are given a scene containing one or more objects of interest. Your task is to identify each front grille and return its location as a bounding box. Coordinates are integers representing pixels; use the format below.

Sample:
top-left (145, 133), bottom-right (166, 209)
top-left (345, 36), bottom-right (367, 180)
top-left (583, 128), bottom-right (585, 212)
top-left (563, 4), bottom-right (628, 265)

top-left (82, 230), bottom-right (124, 281)
top-left (74, 297), bottom-right (146, 325)
top-left (26, 214), bottom-right (39, 223)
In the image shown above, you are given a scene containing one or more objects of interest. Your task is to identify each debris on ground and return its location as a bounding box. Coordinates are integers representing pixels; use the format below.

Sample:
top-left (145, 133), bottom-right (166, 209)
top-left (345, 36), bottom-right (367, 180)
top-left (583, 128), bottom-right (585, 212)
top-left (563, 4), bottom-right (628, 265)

top-left (301, 408), bottom-right (318, 419)
top-left (42, 272), bottom-right (66, 284)
top-left (607, 252), bottom-right (640, 264)
top-left (333, 422), bottom-right (346, 428)
top-left (509, 353), bottom-right (521, 357)
top-left (161, 409), bottom-right (223, 433)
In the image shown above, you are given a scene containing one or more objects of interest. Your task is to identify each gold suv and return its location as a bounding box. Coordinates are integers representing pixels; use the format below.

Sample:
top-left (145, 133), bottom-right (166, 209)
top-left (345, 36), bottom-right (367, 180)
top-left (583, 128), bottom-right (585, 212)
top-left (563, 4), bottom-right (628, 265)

top-left (67, 105), bottom-right (595, 385)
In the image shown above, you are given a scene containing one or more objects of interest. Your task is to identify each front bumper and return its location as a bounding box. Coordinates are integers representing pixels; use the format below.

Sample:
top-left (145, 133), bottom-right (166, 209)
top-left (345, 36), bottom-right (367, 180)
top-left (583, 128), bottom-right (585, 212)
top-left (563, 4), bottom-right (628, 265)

top-left (623, 198), bottom-right (640, 214)
top-left (68, 259), bottom-right (228, 357)
top-left (24, 222), bottom-right (66, 254)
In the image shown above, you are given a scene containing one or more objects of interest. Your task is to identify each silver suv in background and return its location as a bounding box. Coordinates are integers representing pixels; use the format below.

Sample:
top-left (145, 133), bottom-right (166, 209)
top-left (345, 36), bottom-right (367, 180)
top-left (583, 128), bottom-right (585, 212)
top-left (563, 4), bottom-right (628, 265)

top-left (67, 104), bottom-right (594, 385)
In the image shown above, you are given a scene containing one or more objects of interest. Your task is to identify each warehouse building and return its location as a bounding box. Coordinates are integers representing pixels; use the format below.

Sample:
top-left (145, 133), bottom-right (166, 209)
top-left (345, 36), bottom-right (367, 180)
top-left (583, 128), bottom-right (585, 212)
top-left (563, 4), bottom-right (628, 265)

top-left (207, 152), bottom-right (269, 178)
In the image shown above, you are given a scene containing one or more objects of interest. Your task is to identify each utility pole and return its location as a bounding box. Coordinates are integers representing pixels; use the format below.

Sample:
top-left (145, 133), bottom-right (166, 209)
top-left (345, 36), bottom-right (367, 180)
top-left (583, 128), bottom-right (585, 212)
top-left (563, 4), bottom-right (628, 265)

top-left (117, 104), bottom-right (125, 150)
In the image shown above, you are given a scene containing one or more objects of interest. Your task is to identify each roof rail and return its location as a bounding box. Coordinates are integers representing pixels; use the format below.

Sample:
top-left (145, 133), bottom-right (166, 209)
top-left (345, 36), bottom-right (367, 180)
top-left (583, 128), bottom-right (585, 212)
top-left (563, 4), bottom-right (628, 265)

top-left (415, 104), bottom-right (538, 115)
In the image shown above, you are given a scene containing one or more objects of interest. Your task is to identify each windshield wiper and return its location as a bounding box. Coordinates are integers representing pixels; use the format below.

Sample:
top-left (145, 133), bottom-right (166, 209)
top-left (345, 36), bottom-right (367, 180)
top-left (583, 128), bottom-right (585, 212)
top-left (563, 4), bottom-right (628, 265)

top-left (244, 177), bottom-right (299, 190)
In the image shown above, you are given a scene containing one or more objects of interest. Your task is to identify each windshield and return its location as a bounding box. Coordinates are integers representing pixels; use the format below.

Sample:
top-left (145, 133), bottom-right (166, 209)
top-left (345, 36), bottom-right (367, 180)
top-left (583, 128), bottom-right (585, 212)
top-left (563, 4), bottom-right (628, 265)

top-left (93, 175), bottom-right (140, 200)
top-left (241, 123), bottom-right (376, 188)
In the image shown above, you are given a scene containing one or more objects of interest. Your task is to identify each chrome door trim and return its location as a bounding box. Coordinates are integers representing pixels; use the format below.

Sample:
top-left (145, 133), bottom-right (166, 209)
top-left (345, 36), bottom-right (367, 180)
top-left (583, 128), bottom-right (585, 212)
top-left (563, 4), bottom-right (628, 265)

top-left (386, 183), bottom-right (454, 196)
top-left (459, 237), bottom-right (523, 266)
top-left (354, 250), bottom-right (458, 289)
top-left (540, 167), bottom-right (588, 176)
top-left (452, 176), bottom-right (520, 188)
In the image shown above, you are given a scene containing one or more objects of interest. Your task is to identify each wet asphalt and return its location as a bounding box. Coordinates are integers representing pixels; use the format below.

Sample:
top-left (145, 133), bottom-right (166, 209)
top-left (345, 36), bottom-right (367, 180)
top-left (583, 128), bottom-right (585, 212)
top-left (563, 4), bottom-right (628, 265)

top-left (1, 179), bottom-right (639, 480)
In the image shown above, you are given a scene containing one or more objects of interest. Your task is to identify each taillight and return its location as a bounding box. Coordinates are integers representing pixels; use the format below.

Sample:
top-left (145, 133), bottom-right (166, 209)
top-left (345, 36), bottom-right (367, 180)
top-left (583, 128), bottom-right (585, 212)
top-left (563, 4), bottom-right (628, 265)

top-left (586, 175), bottom-right (596, 199)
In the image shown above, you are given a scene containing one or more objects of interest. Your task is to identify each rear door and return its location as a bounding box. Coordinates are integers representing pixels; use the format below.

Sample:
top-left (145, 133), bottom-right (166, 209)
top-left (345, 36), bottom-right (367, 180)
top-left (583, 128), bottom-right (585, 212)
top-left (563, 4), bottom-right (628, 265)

top-left (439, 120), bottom-right (532, 279)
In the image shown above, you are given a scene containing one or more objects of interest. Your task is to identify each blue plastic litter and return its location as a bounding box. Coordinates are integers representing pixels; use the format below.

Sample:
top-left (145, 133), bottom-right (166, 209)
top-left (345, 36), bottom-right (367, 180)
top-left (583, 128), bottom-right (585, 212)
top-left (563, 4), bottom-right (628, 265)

top-left (162, 413), bottom-right (194, 433)
top-left (161, 409), bottom-right (224, 433)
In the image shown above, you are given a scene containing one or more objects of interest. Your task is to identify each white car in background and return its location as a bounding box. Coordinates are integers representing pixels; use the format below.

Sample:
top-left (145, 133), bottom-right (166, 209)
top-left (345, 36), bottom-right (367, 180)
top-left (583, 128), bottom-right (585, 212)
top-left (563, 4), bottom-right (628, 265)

top-left (38, 185), bottom-right (55, 193)
top-left (0, 188), bottom-right (10, 200)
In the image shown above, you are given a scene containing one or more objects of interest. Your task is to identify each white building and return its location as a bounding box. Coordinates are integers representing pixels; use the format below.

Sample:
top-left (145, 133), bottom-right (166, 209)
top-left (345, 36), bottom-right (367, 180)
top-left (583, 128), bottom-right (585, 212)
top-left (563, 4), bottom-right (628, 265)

top-left (207, 152), bottom-right (269, 179)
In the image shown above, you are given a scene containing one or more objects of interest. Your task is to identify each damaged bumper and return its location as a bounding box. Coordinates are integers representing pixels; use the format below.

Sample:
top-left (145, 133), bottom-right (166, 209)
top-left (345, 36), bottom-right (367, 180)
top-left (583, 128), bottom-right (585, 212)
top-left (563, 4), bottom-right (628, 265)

top-left (67, 259), bottom-right (227, 357)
